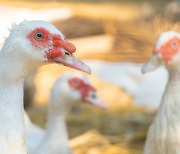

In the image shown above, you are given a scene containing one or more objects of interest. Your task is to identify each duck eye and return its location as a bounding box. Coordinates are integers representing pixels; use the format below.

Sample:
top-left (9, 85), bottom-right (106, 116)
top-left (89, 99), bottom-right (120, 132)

top-left (73, 79), bottom-right (79, 85)
top-left (172, 41), bottom-right (177, 48)
top-left (35, 32), bottom-right (43, 40)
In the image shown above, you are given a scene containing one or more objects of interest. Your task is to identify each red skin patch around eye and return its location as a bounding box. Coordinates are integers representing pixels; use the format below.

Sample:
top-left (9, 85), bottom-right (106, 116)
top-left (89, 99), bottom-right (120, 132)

top-left (27, 27), bottom-right (76, 60)
top-left (27, 27), bottom-right (51, 48)
top-left (68, 77), bottom-right (96, 99)
top-left (153, 37), bottom-right (180, 61)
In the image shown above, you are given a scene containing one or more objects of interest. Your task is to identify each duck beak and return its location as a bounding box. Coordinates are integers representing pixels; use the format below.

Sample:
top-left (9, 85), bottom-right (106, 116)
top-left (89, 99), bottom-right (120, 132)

top-left (84, 94), bottom-right (108, 109)
top-left (50, 35), bottom-right (91, 74)
top-left (142, 54), bottom-right (161, 74)
top-left (53, 49), bottom-right (91, 74)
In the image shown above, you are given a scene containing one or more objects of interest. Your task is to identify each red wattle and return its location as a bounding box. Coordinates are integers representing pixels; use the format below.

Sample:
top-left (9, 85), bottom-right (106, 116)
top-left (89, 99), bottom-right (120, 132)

top-left (46, 47), bottom-right (62, 59)
top-left (65, 41), bottom-right (76, 53)
top-left (53, 35), bottom-right (76, 53)
top-left (51, 48), bottom-right (62, 58)
top-left (53, 40), bottom-right (64, 47)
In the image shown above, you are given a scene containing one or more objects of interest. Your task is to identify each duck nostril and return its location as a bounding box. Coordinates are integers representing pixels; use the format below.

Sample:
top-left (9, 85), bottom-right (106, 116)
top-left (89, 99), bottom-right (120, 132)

top-left (65, 51), bottom-right (70, 56)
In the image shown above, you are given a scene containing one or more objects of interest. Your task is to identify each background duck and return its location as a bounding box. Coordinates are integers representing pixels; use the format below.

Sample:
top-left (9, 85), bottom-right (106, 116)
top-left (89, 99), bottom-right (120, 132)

top-left (26, 72), bottom-right (107, 154)
top-left (143, 31), bottom-right (180, 154)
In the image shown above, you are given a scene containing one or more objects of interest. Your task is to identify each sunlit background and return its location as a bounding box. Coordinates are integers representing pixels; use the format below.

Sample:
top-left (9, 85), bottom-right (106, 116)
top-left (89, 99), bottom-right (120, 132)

top-left (0, 0), bottom-right (179, 153)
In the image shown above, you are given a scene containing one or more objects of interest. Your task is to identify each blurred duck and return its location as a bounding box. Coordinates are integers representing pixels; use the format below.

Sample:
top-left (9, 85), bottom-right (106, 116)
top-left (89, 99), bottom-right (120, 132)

top-left (0, 20), bottom-right (90, 154)
top-left (25, 72), bottom-right (107, 154)
top-left (142, 31), bottom-right (180, 154)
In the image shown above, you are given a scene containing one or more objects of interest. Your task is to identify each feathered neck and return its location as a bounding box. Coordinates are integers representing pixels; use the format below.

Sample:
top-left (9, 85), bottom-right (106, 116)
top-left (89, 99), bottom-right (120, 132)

top-left (34, 93), bottom-right (72, 154)
top-left (0, 58), bottom-right (28, 153)
top-left (158, 69), bottom-right (180, 108)
top-left (143, 68), bottom-right (180, 154)
top-left (0, 41), bottom-right (42, 154)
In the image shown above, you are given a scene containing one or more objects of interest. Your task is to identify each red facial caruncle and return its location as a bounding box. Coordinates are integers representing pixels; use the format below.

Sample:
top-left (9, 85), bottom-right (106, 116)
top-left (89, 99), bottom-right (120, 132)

top-left (27, 27), bottom-right (76, 60)
top-left (153, 37), bottom-right (180, 62)
top-left (68, 77), bottom-right (96, 100)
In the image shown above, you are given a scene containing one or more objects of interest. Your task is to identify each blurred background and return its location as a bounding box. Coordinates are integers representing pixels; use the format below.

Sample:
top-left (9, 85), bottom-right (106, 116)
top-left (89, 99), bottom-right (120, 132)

top-left (0, 0), bottom-right (179, 153)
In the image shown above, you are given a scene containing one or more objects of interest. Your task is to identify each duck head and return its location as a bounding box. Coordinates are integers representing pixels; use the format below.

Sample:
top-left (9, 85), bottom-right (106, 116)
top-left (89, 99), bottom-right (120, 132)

top-left (142, 31), bottom-right (180, 73)
top-left (3, 20), bottom-right (91, 74)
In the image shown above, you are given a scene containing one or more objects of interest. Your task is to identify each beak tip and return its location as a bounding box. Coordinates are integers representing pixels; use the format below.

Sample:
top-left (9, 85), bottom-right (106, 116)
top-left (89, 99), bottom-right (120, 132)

top-left (141, 63), bottom-right (157, 74)
top-left (96, 101), bottom-right (109, 109)
top-left (84, 65), bottom-right (91, 74)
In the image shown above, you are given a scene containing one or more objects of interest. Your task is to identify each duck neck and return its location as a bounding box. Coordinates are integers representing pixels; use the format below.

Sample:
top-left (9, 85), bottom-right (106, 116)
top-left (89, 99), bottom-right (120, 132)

top-left (47, 113), bottom-right (69, 150)
top-left (0, 45), bottom-right (42, 154)
top-left (168, 68), bottom-right (180, 82)
top-left (37, 98), bottom-right (71, 154)
top-left (158, 68), bottom-right (180, 117)
top-left (0, 59), bottom-right (28, 153)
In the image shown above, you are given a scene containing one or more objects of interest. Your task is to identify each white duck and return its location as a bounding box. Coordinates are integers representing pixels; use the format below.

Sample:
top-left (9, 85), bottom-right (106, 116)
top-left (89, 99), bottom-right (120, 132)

top-left (0, 20), bottom-right (90, 154)
top-left (142, 31), bottom-right (180, 154)
top-left (26, 72), bottom-right (107, 154)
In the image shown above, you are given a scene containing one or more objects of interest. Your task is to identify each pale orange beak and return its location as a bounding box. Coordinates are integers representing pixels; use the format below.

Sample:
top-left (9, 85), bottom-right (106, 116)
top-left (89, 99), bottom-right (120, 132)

top-left (83, 92), bottom-right (108, 109)
top-left (53, 50), bottom-right (91, 74)
top-left (47, 35), bottom-right (91, 74)
top-left (142, 54), bottom-right (161, 74)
